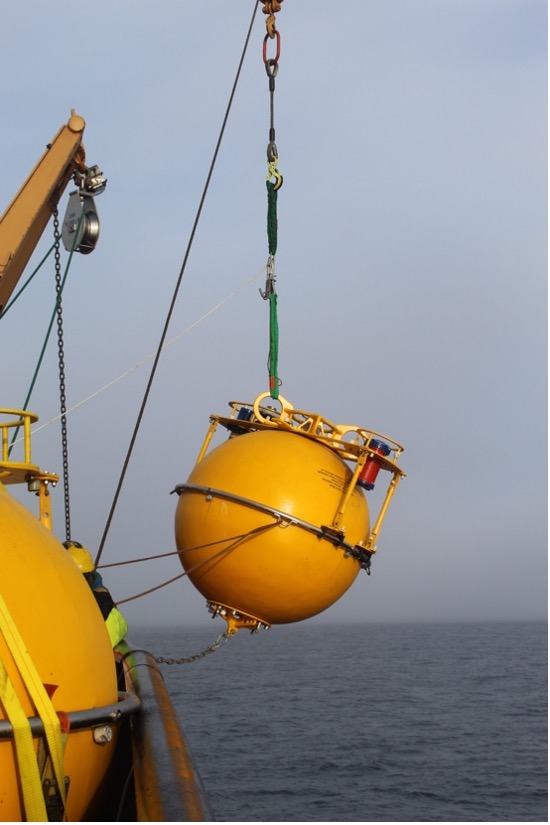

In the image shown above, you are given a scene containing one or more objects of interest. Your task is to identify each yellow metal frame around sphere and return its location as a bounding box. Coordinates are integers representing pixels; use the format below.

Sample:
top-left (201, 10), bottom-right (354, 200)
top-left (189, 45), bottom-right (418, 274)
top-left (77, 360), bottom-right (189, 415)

top-left (174, 393), bottom-right (405, 633)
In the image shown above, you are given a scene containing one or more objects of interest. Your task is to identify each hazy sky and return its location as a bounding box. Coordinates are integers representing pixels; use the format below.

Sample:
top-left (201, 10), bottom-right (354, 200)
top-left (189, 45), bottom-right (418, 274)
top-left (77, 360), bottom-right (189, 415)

top-left (1, 0), bottom-right (546, 632)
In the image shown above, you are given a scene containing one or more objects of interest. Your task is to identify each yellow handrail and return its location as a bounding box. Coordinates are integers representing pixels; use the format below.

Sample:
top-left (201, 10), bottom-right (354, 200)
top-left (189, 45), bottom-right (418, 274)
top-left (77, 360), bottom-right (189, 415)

top-left (0, 408), bottom-right (38, 465)
top-left (0, 409), bottom-right (59, 527)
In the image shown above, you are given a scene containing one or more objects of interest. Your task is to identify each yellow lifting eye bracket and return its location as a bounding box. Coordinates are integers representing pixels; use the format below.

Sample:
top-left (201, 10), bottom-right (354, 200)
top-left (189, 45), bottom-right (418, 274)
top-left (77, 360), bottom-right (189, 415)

top-left (191, 392), bottom-right (405, 559)
top-left (208, 601), bottom-right (271, 635)
top-left (215, 392), bottom-right (405, 463)
top-left (27, 474), bottom-right (59, 530)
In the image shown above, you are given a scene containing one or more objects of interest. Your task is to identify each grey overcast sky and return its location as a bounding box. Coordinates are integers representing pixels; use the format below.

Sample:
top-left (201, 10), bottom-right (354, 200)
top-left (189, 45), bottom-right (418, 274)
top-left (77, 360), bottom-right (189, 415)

top-left (1, 0), bottom-right (546, 630)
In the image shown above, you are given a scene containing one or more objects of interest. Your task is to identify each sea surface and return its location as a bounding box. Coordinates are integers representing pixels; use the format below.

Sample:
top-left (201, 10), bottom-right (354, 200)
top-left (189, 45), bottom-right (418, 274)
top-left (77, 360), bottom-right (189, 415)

top-left (134, 621), bottom-right (547, 822)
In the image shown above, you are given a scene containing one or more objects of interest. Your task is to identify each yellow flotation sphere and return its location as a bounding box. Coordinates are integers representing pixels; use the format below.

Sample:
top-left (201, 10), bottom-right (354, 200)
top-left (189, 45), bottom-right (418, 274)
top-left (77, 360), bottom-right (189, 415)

top-left (0, 485), bottom-right (118, 821)
top-left (175, 428), bottom-right (370, 627)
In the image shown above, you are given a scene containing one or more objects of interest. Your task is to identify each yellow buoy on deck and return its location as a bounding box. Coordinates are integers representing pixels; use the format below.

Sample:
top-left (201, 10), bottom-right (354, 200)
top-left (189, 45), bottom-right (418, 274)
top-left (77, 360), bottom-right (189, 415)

top-left (0, 485), bottom-right (118, 821)
top-left (174, 393), bottom-right (405, 632)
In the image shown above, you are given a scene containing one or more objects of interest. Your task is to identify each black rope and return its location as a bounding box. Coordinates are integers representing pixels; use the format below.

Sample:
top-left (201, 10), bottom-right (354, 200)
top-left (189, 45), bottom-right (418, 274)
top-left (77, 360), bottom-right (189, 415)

top-left (115, 522), bottom-right (278, 605)
top-left (95, 0), bottom-right (260, 567)
top-left (0, 242), bottom-right (56, 318)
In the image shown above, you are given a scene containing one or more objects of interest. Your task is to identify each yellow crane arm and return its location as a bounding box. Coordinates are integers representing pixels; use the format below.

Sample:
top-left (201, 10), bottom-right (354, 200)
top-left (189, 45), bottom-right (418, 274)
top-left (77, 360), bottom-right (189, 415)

top-left (0, 110), bottom-right (89, 312)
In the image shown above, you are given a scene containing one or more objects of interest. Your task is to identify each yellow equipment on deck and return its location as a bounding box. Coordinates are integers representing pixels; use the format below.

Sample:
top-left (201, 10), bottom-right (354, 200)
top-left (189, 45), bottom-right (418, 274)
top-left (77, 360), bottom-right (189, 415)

top-left (0, 482), bottom-right (119, 820)
top-left (175, 392), bottom-right (405, 634)
top-left (0, 114), bottom-right (119, 821)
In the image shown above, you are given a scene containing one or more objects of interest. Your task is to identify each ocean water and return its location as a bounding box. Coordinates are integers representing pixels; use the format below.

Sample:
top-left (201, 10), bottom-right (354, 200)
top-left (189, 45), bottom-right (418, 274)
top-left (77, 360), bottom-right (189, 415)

top-left (134, 621), bottom-right (547, 822)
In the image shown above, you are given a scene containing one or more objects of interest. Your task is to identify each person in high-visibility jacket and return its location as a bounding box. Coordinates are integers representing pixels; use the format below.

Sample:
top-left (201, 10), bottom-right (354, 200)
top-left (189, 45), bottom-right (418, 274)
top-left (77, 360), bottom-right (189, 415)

top-left (64, 541), bottom-right (128, 647)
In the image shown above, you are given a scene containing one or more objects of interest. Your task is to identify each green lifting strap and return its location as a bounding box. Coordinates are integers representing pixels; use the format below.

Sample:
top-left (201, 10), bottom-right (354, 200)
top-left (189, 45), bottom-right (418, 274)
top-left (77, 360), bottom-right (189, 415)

top-left (269, 291), bottom-right (279, 399)
top-left (266, 180), bottom-right (279, 398)
top-left (266, 180), bottom-right (278, 256)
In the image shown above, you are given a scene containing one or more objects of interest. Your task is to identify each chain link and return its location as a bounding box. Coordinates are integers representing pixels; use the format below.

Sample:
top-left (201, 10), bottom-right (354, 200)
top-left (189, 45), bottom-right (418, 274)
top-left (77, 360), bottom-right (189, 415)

top-left (153, 631), bottom-right (232, 665)
top-left (53, 210), bottom-right (72, 543)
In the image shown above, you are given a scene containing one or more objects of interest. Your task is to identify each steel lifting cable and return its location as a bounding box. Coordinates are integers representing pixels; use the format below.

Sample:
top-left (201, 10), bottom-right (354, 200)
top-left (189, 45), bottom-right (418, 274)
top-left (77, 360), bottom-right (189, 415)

top-left (259, 1), bottom-right (284, 400)
top-left (95, 0), bottom-right (261, 567)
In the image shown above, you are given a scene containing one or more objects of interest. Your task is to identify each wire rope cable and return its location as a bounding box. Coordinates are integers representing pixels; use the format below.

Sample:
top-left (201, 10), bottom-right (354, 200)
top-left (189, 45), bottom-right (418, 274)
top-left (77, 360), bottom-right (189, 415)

top-left (10, 264), bottom-right (264, 447)
top-left (95, 0), bottom-right (261, 567)
top-left (115, 522), bottom-right (277, 605)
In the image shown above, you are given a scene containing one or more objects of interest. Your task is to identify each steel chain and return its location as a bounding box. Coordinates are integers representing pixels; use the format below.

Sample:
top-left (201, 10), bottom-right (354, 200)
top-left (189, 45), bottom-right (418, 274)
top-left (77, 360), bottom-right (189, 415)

top-left (53, 210), bottom-right (72, 543)
top-left (153, 631), bottom-right (232, 665)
